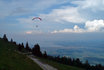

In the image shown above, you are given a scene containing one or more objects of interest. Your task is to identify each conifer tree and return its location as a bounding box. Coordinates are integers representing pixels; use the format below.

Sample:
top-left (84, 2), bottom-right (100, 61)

top-left (43, 51), bottom-right (47, 58)
top-left (32, 44), bottom-right (42, 57)
top-left (11, 38), bottom-right (13, 43)
top-left (21, 43), bottom-right (24, 49)
top-left (18, 44), bottom-right (22, 51)
top-left (3, 34), bottom-right (8, 41)
top-left (25, 42), bottom-right (31, 52)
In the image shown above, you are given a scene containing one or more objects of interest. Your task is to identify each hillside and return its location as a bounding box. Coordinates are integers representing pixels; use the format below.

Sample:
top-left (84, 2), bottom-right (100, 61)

top-left (0, 38), bottom-right (42, 70)
top-left (0, 37), bottom-right (85, 70)
top-left (2, 37), bottom-right (103, 70)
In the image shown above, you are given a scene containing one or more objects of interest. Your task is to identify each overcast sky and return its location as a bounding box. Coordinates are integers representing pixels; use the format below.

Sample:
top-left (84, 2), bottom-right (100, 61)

top-left (0, 0), bottom-right (104, 46)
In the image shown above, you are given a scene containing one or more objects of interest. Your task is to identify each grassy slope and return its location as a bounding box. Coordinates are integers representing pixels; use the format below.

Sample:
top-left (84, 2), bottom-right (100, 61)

top-left (37, 57), bottom-right (85, 70)
top-left (0, 38), bottom-right (43, 70)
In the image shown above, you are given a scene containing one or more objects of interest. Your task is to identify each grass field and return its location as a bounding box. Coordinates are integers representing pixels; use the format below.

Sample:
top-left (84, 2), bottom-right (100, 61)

top-left (0, 38), bottom-right (43, 70)
top-left (36, 57), bottom-right (85, 70)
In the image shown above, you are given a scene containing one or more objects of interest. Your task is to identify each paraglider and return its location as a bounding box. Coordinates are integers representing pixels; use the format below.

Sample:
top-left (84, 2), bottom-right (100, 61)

top-left (32, 17), bottom-right (42, 28)
top-left (32, 17), bottom-right (42, 21)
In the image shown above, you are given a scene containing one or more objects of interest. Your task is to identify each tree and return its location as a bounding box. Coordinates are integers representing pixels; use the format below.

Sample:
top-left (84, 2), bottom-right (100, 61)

top-left (75, 58), bottom-right (82, 67)
top-left (84, 60), bottom-right (90, 69)
top-left (18, 44), bottom-right (22, 51)
top-left (95, 64), bottom-right (104, 70)
top-left (3, 34), bottom-right (8, 41)
top-left (25, 42), bottom-right (31, 52)
top-left (32, 44), bottom-right (42, 57)
top-left (43, 51), bottom-right (47, 58)
top-left (21, 43), bottom-right (24, 49)
top-left (18, 43), bottom-right (24, 51)
top-left (11, 38), bottom-right (13, 43)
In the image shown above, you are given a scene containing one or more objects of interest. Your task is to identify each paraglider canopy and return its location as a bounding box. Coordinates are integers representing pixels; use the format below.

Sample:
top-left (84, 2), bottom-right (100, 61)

top-left (32, 17), bottom-right (42, 21)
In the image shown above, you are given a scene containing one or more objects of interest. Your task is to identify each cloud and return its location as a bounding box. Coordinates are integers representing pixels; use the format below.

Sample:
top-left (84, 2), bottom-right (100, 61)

top-left (0, 0), bottom-right (72, 18)
top-left (72, 0), bottom-right (104, 11)
top-left (71, 0), bottom-right (104, 21)
top-left (52, 19), bottom-right (104, 33)
top-left (51, 25), bottom-right (85, 33)
top-left (39, 0), bottom-right (104, 24)
top-left (85, 20), bottom-right (104, 32)
top-left (25, 30), bottom-right (43, 34)
top-left (40, 7), bottom-right (86, 23)
top-left (26, 31), bottom-right (33, 34)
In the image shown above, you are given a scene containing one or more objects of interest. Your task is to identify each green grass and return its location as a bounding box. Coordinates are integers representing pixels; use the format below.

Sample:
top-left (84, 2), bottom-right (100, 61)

top-left (37, 57), bottom-right (85, 70)
top-left (0, 38), bottom-right (43, 70)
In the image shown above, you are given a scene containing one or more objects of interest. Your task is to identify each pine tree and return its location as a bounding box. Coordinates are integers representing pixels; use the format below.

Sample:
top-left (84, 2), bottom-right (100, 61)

top-left (21, 43), bottom-right (24, 49)
top-left (18, 44), bottom-right (22, 51)
top-left (43, 51), bottom-right (47, 58)
top-left (3, 34), bottom-right (8, 41)
top-left (25, 42), bottom-right (30, 52)
top-left (84, 60), bottom-right (90, 69)
top-left (75, 58), bottom-right (82, 67)
top-left (32, 44), bottom-right (42, 57)
top-left (11, 38), bottom-right (13, 43)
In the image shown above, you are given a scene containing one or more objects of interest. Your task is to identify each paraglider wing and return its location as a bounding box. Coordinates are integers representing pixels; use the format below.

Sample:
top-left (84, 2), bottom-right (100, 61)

top-left (38, 17), bottom-right (42, 21)
top-left (32, 17), bottom-right (42, 21)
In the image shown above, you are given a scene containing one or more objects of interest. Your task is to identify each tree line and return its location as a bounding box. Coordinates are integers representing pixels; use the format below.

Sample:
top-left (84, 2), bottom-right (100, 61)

top-left (1, 34), bottom-right (104, 70)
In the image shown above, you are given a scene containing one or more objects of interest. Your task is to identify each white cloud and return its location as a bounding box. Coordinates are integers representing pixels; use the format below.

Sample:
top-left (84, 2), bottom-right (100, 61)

top-left (41, 0), bottom-right (104, 24)
top-left (70, 0), bottom-right (104, 21)
top-left (85, 20), bottom-right (104, 32)
top-left (40, 7), bottom-right (86, 23)
top-left (72, 0), bottom-right (104, 11)
top-left (0, 0), bottom-right (71, 18)
top-left (52, 19), bottom-right (104, 33)
top-left (25, 30), bottom-right (43, 34)
top-left (26, 31), bottom-right (33, 34)
top-left (51, 25), bottom-right (85, 33)
top-left (39, 0), bottom-right (104, 25)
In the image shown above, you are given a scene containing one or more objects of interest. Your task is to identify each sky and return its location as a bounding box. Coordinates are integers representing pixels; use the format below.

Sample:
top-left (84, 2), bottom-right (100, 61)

top-left (0, 0), bottom-right (104, 46)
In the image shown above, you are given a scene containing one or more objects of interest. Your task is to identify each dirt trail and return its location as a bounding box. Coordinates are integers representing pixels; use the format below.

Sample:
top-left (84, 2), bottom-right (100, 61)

top-left (29, 55), bottom-right (57, 70)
